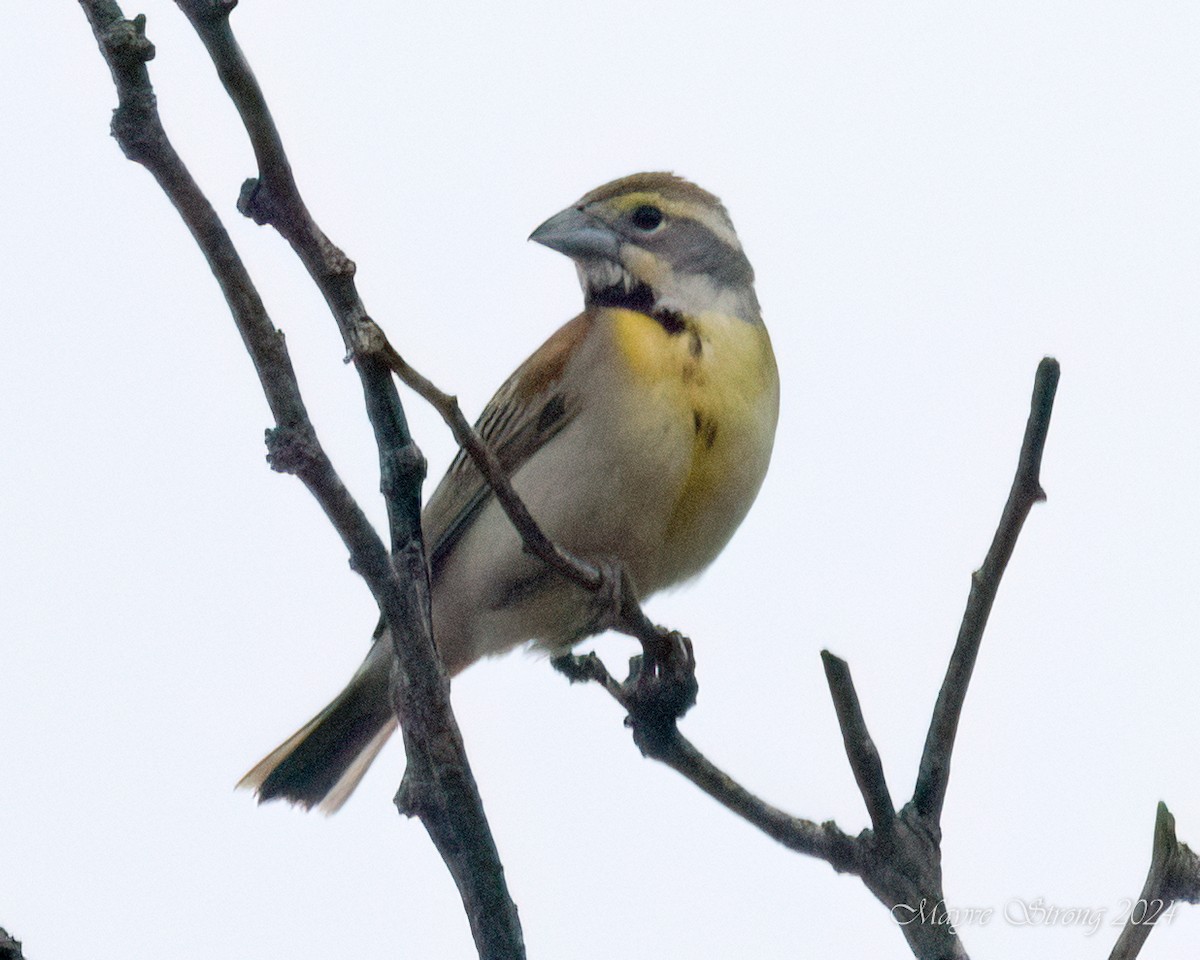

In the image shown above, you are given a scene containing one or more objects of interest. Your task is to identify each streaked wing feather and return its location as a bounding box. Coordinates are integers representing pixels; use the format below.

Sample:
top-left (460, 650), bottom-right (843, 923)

top-left (423, 312), bottom-right (592, 576)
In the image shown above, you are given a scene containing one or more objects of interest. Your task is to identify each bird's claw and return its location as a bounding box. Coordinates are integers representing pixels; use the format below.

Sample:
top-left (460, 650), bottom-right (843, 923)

top-left (575, 559), bottom-right (699, 753)
top-left (625, 630), bottom-right (697, 717)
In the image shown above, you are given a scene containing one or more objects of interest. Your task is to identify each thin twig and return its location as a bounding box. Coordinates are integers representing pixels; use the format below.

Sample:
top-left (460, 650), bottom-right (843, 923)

top-left (379, 335), bottom-right (678, 655)
top-left (174, 0), bottom-right (362, 337)
top-left (555, 654), bottom-right (860, 872)
top-left (821, 651), bottom-right (896, 840)
top-left (375, 330), bottom-right (694, 712)
top-left (379, 336), bottom-right (603, 591)
top-left (1109, 803), bottom-right (1200, 960)
top-left (913, 357), bottom-right (1060, 821)
top-left (171, 0), bottom-right (413, 536)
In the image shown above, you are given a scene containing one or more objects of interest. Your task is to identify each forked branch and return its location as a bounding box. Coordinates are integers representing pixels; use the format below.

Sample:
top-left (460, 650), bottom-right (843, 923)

top-left (78, 3), bottom-right (523, 958)
top-left (559, 358), bottom-right (1061, 960)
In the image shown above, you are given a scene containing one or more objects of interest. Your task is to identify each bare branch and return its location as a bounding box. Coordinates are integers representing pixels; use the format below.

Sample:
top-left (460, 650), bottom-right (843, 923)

top-left (554, 653), bottom-right (860, 872)
top-left (659, 732), bottom-right (862, 869)
top-left (171, 0), bottom-right (416, 548)
top-left (79, 4), bottom-right (524, 957)
top-left (1109, 803), bottom-right (1200, 960)
top-left (78, 0), bottom-right (385, 587)
top-left (821, 651), bottom-right (896, 840)
top-left (913, 356), bottom-right (1060, 821)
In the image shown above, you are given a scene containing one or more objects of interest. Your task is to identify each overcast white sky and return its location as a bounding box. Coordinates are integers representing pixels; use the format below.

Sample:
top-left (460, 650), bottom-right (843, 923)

top-left (3, 2), bottom-right (1199, 957)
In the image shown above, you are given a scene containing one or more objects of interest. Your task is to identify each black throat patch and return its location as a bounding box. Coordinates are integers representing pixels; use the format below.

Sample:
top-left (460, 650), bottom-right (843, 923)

top-left (588, 280), bottom-right (685, 335)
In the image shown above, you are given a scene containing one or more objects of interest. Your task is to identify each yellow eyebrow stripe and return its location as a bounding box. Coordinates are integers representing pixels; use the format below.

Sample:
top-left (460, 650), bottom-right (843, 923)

top-left (607, 193), bottom-right (742, 251)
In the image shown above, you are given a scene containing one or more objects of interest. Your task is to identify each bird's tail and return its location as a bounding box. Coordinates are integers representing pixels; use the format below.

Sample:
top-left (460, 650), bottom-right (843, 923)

top-left (238, 639), bottom-right (397, 815)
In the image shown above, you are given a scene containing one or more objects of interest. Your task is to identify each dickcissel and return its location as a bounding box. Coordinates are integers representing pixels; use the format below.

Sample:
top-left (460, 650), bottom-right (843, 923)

top-left (240, 172), bottom-right (780, 812)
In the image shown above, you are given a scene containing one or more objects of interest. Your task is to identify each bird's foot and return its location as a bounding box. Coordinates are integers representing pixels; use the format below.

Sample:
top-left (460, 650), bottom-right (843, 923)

top-left (554, 560), bottom-right (699, 755)
top-left (621, 630), bottom-right (698, 754)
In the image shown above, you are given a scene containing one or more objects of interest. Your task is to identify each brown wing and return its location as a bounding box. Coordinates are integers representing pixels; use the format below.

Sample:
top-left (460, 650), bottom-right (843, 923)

top-left (423, 312), bottom-right (593, 577)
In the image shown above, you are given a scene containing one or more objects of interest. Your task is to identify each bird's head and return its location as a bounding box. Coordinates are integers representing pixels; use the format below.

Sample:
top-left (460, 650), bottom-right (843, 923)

top-left (530, 172), bottom-right (760, 324)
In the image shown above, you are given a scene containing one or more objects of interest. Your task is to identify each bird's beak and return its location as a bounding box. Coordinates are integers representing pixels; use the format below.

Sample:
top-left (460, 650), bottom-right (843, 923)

top-left (529, 206), bottom-right (621, 261)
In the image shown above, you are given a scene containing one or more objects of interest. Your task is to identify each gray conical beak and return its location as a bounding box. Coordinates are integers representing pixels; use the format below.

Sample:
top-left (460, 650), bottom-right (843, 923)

top-left (529, 206), bottom-right (621, 261)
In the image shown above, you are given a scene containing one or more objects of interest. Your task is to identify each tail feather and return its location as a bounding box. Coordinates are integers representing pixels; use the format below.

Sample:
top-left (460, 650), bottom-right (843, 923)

top-left (238, 641), bottom-right (396, 813)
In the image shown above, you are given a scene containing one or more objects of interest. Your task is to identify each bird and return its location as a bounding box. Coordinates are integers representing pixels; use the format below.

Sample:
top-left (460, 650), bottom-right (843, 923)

top-left (239, 172), bottom-right (780, 813)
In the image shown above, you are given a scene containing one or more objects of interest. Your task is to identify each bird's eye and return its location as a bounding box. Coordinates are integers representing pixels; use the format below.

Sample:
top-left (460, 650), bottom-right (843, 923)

top-left (630, 204), bottom-right (664, 231)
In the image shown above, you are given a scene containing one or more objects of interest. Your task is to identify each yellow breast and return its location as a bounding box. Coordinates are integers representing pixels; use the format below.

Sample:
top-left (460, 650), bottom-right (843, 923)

top-left (608, 307), bottom-right (780, 585)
